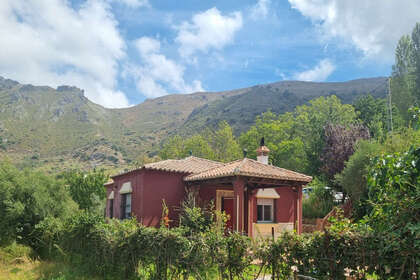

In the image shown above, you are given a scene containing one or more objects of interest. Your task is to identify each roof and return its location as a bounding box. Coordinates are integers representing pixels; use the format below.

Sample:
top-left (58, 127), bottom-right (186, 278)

top-left (104, 180), bottom-right (114, 186)
top-left (143, 156), bottom-right (224, 173)
top-left (184, 158), bottom-right (312, 183)
top-left (111, 156), bottom-right (224, 178)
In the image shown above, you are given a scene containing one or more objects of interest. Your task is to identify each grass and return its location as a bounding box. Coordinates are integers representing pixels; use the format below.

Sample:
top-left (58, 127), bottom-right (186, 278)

top-left (0, 243), bottom-right (380, 280)
top-left (0, 243), bottom-right (101, 280)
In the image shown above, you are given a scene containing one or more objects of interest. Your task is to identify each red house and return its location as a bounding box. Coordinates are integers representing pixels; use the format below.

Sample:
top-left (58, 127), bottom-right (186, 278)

top-left (105, 143), bottom-right (312, 238)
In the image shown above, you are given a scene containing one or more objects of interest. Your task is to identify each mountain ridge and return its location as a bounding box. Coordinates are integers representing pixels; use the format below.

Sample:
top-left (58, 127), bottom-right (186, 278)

top-left (0, 76), bottom-right (388, 172)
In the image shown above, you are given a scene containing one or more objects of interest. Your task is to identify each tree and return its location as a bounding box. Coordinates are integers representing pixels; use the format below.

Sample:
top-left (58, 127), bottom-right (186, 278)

top-left (64, 169), bottom-right (108, 213)
top-left (411, 23), bottom-right (420, 101)
top-left (160, 136), bottom-right (184, 159)
top-left (391, 23), bottom-right (420, 123)
top-left (320, 123), bottom-right (370, 185)
top-left (0, 161), bottom-right (76, 246)
top-left (239, 111), bottom-right (308, 172)
top-left (210, 121), bottom-right (242, 162)
top-left (353, 95), bottom-right (387, 138)
top-left (336, 128), bottom-right (420, 218)
top-left (335, 140), bottom-right (382, 218)
top-left (293, 96), bottom-right (358, 175)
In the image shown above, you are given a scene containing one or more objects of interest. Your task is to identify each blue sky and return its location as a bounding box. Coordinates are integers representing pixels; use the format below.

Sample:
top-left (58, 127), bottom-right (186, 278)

top-left (1, 0), bottom-right (419, 107)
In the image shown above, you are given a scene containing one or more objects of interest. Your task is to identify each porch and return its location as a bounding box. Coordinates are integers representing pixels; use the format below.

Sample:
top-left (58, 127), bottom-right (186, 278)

top-left (184, 157), bottom-right (311, 237)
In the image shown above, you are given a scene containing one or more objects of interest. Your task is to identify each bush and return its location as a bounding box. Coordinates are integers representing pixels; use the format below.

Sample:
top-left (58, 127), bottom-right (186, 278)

top-left (302, 178), bottom-right (335, 219)
top-left (0, 161), bottom-right (77, 246)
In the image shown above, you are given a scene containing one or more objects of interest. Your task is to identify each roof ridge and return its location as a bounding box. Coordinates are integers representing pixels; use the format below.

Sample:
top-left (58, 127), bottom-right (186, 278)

top-left (246, 158), bottom-right (312, 179)
top-left (185, 156), bottom-right (224, 164)
top-left (233, 158), bottom-right (248, 174)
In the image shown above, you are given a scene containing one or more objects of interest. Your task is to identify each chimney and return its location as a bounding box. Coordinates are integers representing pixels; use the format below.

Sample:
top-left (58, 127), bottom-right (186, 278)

top-left (256, 137), bottom-right (270, 164)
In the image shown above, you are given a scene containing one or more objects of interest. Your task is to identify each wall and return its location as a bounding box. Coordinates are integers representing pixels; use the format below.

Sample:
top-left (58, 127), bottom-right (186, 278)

top-left (107, 171), bottom-right (141, 219)
top-left (251, 186), bottom-right (296, 224)
top-left (142, 170), bottom-right (187, 227)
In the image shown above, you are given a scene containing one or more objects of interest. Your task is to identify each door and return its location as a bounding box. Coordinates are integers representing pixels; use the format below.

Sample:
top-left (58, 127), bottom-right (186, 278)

top-left (222, 197), bottom-right (235, 232)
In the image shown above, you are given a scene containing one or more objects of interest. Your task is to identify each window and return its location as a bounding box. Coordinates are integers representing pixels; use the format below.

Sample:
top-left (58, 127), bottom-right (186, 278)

top-left (257, 198), bottom-right (274, 222)
top-left (121, 193), bottom-right (132, 219)
top-left (109, 199), bottom-right (114, 218)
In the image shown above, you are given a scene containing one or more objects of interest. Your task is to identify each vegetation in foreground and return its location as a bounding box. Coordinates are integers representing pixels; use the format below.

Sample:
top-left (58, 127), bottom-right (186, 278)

top-left (0, 22), bottom-right (419, 280)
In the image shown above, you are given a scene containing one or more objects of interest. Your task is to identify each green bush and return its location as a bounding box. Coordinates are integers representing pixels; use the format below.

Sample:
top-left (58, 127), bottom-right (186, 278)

top-left (302, 178), bottom-right (335, 219)
top-left (0, 161), bottom-right (77, 246)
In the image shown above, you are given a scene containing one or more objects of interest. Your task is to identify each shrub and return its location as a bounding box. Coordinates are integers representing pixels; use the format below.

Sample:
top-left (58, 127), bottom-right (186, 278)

top-left (302, 178), bottom-right (335, 219)
top-left (0, 161), bottom-right (76, 246)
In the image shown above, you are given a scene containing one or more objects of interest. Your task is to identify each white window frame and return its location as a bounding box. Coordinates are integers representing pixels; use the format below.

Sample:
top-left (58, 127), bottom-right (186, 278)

top-left (257, 198), bottom-right (274, 223)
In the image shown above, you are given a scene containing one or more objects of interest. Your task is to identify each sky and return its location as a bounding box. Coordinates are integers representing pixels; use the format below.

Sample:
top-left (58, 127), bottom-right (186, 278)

top-left (0, 0), bottom-right (419, 108)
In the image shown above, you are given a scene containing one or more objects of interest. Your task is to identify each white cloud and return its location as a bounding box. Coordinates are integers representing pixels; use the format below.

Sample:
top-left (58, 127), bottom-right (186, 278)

top-left (293, 59), bottom-right (335, 81)
top-left (0, 0), bottom-right (130, 108)
top-left (250, 0), bottom-right (271, 20)
top-left (288, 0), bottom-right (420, 61)
top-left (128, 37), bottom-right (204, 98)
top-left (112, 0), bottom-right (149, 8)
top-left (175, 7), bottom-right (243, 58)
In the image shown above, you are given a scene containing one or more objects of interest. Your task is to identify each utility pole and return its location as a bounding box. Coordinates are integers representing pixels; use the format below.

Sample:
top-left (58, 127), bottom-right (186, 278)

top-left (388, 77), bottom-right (393, 132)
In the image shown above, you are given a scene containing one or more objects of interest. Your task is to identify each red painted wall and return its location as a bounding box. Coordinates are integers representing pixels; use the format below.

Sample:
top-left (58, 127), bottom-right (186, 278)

top-left (106, 172), bottom-right (302, 234)
top-left (141, 170), bottom-right (186, 227)
top-left (251, 187), bottom-right (296, 224)
top-left (108, 170), bottom-right (187, 228)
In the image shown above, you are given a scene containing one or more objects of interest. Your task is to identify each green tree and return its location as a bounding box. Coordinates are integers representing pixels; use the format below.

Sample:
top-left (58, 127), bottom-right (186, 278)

top-left (0, 161), bottom-right (76, 246)
top-left (210, 121), bottom-right (242, 162)
top-left (159, 135), bottom-right (184, 159)
top-left (411, 23), bottom-right (420, 100)
top-left (64, 169), bottom-right (108, 213)
top-left (239, 111), bottom-right (308, 172)
top-left (391, 23), bottom-right (420, 122)
top-left (337, 128), bottom-right (420, 218)
top-left (294, 95), bottom-right (358, 175)
top-left (353, 95), bottom-right (388, 138)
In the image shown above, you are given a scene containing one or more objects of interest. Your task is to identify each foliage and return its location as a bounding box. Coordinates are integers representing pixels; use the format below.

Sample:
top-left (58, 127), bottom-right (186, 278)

top-left (392, 22), bottom-right (420, 122)
top-left (337, 129), bottom-right (420, 218)
top-left (409, 106), bottom-right (420, 130)
top-left (335, 140), bottom-right (382, 218)
top-left (239, 111), bottom-right (309, 172)
top-left (0, 161), bottom-right (76, 246)
top-left (353, 95), bottom-right (389, 139)
top-left (160, 122), bottom-right (241, 162)
top-left (239, 96), bottom-right (358, 175)
top-left (365, 147), bottom-right (420, 279)
top-left (178, 190), bottom-right (216, 235)
top-left (320, 123), bottom-right (370, 190)
top-left (302, 178), bottom-right (335, 219)
top-left (63, 169), bottom-right (108, 213)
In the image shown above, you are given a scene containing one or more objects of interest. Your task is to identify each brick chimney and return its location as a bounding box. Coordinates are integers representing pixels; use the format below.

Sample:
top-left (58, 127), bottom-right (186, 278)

top-left (256, 137), bottom-right (270, 164)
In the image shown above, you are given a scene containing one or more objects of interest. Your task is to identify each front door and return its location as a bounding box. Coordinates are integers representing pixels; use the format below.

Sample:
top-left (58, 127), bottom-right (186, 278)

top-left (222, 197), bottom-right (235, 232)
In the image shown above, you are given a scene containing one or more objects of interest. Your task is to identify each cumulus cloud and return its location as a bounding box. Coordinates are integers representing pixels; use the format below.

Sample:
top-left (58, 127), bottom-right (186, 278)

top-left (128, 37), bottom-right (204, 98)
top-left (0, 0), bottom-right (129, 108)
top-left (175, 7), bottom-right (243, 58)
top-left (293, 59), bottom-right (335, 81)
top-left (112, 0), bottom-right (149, 8)
top-left (250, 0), bottom-right (271, 20)
top-left (288, 0), bottom-right (420, 61)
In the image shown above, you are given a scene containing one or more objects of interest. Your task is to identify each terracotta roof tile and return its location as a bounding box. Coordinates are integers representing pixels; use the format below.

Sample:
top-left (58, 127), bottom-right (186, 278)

top-left (184, 158), bottom-right (312, 183)
top-left (143, 156), bottom-right (224, 173)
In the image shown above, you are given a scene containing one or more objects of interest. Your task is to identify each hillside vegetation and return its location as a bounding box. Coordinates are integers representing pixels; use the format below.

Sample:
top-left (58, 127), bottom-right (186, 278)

top-left (0, 76), bottom-right (387, 172)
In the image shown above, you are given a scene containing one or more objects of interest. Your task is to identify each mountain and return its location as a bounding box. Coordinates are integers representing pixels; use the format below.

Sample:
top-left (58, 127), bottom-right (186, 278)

top-left (0, 76), bottom-right (388, 172)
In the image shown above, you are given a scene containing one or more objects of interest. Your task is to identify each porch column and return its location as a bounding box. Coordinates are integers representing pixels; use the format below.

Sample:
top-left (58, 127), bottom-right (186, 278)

top-left (248, 189), bottom-right (257, 237)
top-left (297, 185), bottom-right (303, 234)
top-left (233, 177), bottom-right (245, 233)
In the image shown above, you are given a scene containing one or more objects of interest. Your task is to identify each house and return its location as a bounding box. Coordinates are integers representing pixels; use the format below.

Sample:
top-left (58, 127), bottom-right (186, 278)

top-left (105, 140), bottom-right (312, 238)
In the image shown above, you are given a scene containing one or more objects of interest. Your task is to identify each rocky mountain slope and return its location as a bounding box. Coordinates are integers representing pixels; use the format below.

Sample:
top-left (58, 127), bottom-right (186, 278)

top-left (0, 76), bottom-right (388, 171)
